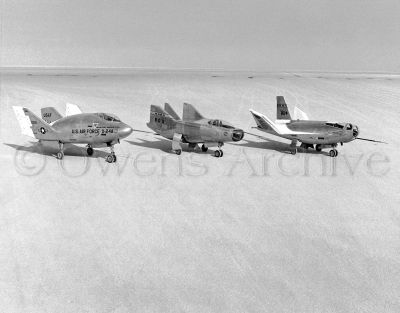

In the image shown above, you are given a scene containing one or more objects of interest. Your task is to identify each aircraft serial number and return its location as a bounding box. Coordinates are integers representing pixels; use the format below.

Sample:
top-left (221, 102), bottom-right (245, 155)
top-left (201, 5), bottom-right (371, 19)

top-left (71, 128), bottom-right (115, 134)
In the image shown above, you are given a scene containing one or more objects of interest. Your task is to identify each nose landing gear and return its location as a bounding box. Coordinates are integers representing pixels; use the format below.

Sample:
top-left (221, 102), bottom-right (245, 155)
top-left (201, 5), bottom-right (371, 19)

top-left (56, 141), bottom-right (64, 159)
top-left (213, 142), bottom-right (224, 158)
top-left (328, 144), bottom-right (339, 157)
top-left (106, 143), bottom-right (117, 163)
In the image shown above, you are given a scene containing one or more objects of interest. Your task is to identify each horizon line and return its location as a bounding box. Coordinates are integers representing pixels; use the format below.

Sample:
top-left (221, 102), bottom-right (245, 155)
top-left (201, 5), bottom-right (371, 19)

top-left (1, 66), bottom-right (400, 76)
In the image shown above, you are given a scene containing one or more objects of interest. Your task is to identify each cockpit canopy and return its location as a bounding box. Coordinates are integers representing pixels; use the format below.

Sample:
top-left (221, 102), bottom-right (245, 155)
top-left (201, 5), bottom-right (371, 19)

top-left (325, 122), bottom-right (344, 129)
top-left (325, 122), bottom-right (353, 130)
top-left (95, 113), bottom-right (121, 122)
top-left (208, 119), bottom-right (235, 129)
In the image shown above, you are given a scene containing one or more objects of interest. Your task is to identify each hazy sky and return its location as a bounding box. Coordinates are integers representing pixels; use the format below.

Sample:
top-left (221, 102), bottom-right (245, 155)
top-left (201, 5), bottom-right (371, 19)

top-left (1, 0), bottom-right (400, 72)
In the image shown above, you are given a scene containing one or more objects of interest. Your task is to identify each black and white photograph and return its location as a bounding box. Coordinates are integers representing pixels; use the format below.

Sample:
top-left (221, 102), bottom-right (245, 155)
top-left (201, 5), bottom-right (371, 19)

top-left (0, 1), bottom-right (399, 312)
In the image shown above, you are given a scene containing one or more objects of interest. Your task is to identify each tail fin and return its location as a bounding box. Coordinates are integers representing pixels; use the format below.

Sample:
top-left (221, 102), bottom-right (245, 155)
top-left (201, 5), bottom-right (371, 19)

top-left (164, 103), bottom-right (181, 120)
top-left (147, 105), bottom-right (176, 132)
top-left (13, 106), bottom-right (58, 140)
top-left (277, 96), bottom-right (292, 120)
top-left (41, 107), bottom-right (63, 124)
top-left (65, 103), bottom-right (82, 116)
top-left (182, 103), bottom-right (204, 121)
top-left (250, 109), bottom-right (278, 134)
top-left (293, 106), bottom-right (309, 120)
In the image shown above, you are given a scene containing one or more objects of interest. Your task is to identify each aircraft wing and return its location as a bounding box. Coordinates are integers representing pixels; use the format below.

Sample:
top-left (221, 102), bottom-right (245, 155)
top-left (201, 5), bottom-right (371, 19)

top-left (65, 103), bottom-right (82, 116)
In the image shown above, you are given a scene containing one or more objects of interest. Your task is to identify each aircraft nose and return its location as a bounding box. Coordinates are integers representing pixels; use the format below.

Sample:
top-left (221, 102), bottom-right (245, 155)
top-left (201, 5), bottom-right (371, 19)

top-left (232, 129), bottom-right (244, 142)
top-left (119, 124), bottom-right (133, 138)
top-left (353, 125), bottom-right (359, 138)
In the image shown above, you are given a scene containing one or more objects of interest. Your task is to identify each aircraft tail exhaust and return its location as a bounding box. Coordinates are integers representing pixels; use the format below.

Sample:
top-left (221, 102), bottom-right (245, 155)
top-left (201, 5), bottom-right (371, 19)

top-left (41, 107), bottom-right (63, 124)
top-left (13, 106), bottom-right (58, 141)
top-left (277, 96), bottom-right (292, 120)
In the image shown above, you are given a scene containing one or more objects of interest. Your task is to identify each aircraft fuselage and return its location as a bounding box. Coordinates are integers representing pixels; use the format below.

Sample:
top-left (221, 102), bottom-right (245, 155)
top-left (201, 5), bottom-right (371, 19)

top-left (51, 113), bottom-right (133, 145)
top-left (257, 120), bottom-right (359, 145)
top-left (149, 118), bottom-right (244, 144)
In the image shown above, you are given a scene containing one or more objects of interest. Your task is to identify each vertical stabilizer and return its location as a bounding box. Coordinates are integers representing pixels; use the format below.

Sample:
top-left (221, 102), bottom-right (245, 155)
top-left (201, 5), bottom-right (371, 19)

top-left (66, 103), bottom-right (82, 116)
top-left (182, 103), bottom-right (204, 121)
top-left (41, 107), bottom-right (63, 123)
top-left (13, 107), bottom-right (58, 140)
top-left (276, 96), bottom-right (292, 120)
top-left (164, 103), bottom-right (181, 120)
top-left (147, 105), bottom-right (176, 133)
top-left (13, 106), bottom-right (35, 138)
top-left (293, 106), bottom-right (309, 120)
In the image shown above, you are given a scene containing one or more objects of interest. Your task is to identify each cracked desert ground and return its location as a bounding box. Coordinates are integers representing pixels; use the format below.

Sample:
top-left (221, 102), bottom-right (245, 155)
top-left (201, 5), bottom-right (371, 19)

top-left (1, 71), bottom-right (399, 313)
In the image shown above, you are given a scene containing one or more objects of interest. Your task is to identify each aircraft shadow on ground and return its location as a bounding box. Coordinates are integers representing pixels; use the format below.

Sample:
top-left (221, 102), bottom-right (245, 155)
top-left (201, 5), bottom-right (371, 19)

top-left (233, 138), bottom-right (330, 156)
top-left (4, 142), bottom-right (109, 159)
top-left (125, 138), bottom-right (172, 153)
top-left (125, 138), bottom-right (215, 156)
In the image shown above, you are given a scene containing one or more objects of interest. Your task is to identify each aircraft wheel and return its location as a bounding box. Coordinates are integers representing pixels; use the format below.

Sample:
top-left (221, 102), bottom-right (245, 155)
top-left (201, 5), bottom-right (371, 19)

top-left (106, 154), bottom-right (114, 163)
top-left (112, 154), bottom-right (117, 162)
top-left (56, 151), bottom-right (64, 159)
top-left (214, 150), bottom-right (221, 158)
top-left (220, 150), bottom-right (224, 157)
top-left (334, 150), bottom-right (339, 157)
top-left (316, 144), bottom-right (322, 152)
top-left (87, 147), bottom-right (94, 156)
top-left (329, 149), bottom-right (337, 157)
top-left (290, 149), bottom-right (297, 155)
top-left (201, 144), bottom-right (208, 152)
top-left (175, 149), bottom-right (182, 155)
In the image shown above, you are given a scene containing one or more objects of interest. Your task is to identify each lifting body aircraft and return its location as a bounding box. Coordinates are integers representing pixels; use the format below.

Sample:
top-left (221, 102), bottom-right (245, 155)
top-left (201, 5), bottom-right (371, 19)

top-left (249, 96), bottom-right (380, 157)
top-left (147, 102), bottom-right (244, 157)
top-left (13, 103), bottom-right (133, 162)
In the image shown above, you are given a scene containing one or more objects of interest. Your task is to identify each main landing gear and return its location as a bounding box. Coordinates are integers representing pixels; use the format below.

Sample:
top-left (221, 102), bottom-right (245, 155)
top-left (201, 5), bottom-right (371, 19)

top-left (290, 140), bottom-right (297, 155)
top-left (329, 149), bottom-right (339, 157)
top-left (328, 144), bottom-right (339, 158)
top-left (316, 144), bottom-right (339, 157)
top-left (199, 143), bottom-right (223, 157)
top-left (172, 133), bottom-right (183, 155)
top-left (56, 141), bottom-right (64, 159)
top-left (213, 143), bottom-right (224, 158)
top-left (86, 145), bottom-right (94, 156)
top-left (292, 142), bottom-right (339, 157)
top-left (214, 149), bottom-right (224, 158)
top-left (105, 143), bottom-right (117, 163)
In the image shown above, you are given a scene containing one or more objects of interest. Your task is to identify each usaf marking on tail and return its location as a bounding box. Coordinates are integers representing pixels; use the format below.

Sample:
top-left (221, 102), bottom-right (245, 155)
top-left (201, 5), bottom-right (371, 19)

top-left (13, 103), bottom-right (133, 162)
top-left (250, 96), bottom-right (384, 157)
top-left (147, 102), bottom-right (244, 157)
